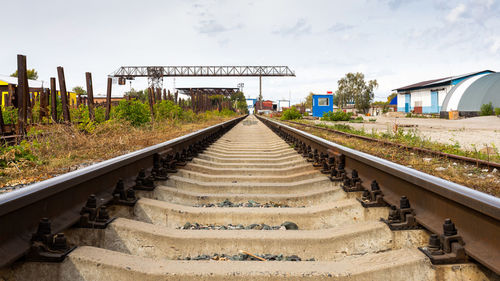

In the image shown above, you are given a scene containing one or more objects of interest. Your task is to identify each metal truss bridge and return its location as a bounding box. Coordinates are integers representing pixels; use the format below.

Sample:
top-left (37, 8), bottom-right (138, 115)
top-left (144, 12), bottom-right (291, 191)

top-left (109, 65), bottom-right (296, 98)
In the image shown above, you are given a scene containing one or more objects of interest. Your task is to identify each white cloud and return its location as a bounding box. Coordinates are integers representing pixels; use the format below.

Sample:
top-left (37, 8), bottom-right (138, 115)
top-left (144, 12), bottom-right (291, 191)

top-left (489, 36), bottom-right (500, 53)
top-left (272, 19), bottom-right (311, 37)
top-left (474, 0), bottom-right (494, 8)
top-left (446, 3), bottom-right (466, 22)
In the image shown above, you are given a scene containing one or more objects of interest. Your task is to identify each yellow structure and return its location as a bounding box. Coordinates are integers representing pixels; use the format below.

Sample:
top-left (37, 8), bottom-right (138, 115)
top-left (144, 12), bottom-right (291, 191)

top-left (0, 76), bottom-right (77, 109)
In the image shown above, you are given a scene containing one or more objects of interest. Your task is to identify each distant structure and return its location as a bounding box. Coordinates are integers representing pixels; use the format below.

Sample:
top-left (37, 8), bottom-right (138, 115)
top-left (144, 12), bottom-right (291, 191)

top-left (246, 97), bottom-right (257, 114)
top-left (277, 100), bottom-right (290, 112)
top-left (312, 93), bottom-right (334, 117)
top-left (0, 75), bottom-right (78, 108)
top-left (255, 100), bottom-right (274, 114)
top-left (394, 70), bottom-right (500, 117)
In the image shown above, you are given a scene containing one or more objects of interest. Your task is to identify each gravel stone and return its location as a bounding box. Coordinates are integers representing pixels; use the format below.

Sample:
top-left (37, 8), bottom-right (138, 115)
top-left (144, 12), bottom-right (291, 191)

top-left (281, 221), bottom-right (299, 230)
top-left (178, 222), bottom-right (298, 230)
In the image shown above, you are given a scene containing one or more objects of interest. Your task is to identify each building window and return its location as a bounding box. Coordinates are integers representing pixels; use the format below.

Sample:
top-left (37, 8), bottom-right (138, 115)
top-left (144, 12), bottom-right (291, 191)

top-left (318, 98), bottom-right (329, 106)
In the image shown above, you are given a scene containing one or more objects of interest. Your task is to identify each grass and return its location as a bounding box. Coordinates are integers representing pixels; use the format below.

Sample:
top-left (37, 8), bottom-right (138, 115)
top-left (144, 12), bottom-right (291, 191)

top-left (0, 115), bottom-right (235, 190)
top-left (311, 122), bottom-right (500, 163)
top-left (280, 119), bottom-right (500, 197)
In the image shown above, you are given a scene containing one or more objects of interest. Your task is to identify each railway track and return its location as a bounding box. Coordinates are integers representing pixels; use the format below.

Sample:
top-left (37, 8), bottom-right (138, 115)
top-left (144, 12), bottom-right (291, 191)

top-left (282, 119), bottom-right (500, 169)
top-left (0, 114), bottom-right (499, 280)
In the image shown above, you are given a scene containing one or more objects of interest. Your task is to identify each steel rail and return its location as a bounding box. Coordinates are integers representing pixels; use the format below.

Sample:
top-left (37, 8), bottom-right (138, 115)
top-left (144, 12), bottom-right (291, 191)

top-left (283, 120), bottom-right (500, 169)
top-left (0, 116), bottom-right (246, 268)
top-left (257, 115), bottom-right (500, 274)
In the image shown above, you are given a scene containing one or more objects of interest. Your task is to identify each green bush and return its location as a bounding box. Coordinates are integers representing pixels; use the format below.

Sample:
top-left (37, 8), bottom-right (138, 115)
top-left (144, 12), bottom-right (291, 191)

top-left (111, 100), bottom-right (151, 126)
top-left (321, 110), bottom-right (352, 121)
top-left (480, 102), bottom-right (494, 116)
top-left (0, 140), bottom-right (38, 168)
top-left (181, 109), bottom-right (196, 122)
top-left (219, 108), bottom-right (237, 117)
top-left (281, 107), bottom-right (302, 120)
top-left (1, 106), bottom-right (18, 124)
top-left (154, 100), bottom-right (183, 121)
top-left (369, 118), bottom-right (377, 122)
top-left (94, 107), bottom-right (106, 123)
top-left (303, 111), bottom-right (309, 116)
top-left (495, 107), bottom-right (500, 116)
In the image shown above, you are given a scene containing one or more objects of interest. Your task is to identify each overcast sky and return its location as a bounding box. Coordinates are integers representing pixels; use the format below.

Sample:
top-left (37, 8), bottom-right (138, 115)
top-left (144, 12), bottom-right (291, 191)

top-left (1, 0), bottom-right (499, 104)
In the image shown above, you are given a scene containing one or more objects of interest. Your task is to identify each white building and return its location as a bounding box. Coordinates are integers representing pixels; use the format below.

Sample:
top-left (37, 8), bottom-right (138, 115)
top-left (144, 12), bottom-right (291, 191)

top-left (277, 100), bottom-right (290, 112)
top-left (394, 70), bottom-right (494, 115)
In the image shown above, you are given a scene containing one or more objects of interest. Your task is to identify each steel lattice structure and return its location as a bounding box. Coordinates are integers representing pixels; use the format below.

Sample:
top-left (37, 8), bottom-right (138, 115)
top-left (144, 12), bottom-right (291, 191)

top-left (109, 65), bottom-right (295, 98)
top-left (176, 87), bottom-right (239, 97)
top-left (110, 66), bottom-right (295, 78)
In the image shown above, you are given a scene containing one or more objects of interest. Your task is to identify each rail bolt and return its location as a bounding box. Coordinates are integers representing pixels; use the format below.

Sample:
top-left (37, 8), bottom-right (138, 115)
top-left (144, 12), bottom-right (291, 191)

top-left (443, 218), bottom-right (458, 236)
top-left (427, 234), bottom-right (442, 253)
top-left (400, 196), bottom-right (410, 209)
top-left (52, 233), bottom-right (68, 251)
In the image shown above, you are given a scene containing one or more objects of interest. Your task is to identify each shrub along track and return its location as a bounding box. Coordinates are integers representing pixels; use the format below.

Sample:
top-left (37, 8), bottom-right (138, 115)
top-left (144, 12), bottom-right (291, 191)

top-left (0, 115), bottom-right (498, 280)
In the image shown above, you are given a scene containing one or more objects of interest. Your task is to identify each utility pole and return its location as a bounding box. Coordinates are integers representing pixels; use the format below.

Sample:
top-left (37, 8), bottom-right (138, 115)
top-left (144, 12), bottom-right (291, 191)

top-left (259, 76), bottom-right (262, 111)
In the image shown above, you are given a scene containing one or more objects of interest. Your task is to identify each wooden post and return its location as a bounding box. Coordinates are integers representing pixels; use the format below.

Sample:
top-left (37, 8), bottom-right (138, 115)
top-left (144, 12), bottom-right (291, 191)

top-left (39, 88), bottom-right (46, 121)
top-left (162, 89), bottom-right (167, 100)
top-left (17, 55), bottom-right (28, 135)
top-left (190, 89), bottom-right (194, 111)
top-left (175, 91), bottom-right (178, 104)
top-left (150, 87), bottom-right (156, 105)
top-left (147, 87), bottom-right (155, 120)
top-left (50, 77), bottom-right (57, 122)
top-left (57, 67), bottom-right (71, 123)
top-left (157, 88), bottom-right (162, 101)
top-left (0, 103), bottom-right (5, 134)
top-left (105, 77), bottom-right (112, 120)
top-left (85, 72), bottom-right (95, 121)
top-left (7, 84), bottom-right (15, 107)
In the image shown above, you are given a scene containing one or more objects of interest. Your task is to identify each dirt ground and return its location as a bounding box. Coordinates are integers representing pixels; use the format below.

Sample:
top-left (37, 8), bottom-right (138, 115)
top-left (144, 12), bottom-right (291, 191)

top-left (313, 116), bottom-right (500, 152)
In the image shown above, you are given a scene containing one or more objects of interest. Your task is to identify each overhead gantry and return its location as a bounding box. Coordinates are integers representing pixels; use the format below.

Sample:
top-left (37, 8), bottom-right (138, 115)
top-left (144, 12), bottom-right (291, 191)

top-left (109, 65), bottom-right (296, 102)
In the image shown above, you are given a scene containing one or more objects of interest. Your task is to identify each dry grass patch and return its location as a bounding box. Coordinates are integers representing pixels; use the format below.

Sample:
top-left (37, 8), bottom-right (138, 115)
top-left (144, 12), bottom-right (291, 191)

top-left (0, 117), bottom-right (233, 190)
top-left (288, 124), bottom-right (500, 197)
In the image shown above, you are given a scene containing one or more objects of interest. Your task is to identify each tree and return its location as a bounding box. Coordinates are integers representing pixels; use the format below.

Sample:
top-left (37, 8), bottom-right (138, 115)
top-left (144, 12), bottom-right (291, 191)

top-left (230, 91), bottom-right (248, 114)
top-left (124, 88), bottom-right (148, 102)
top-left (11, 69), bottom-right (38, 80)
top-left (332, 94), bottom-right (339, 106)
top-left (72, 86), bottom-right (87, 96)
top-left (304, 92), bottom-right (314, 109)
top-left (336, 72), bottom-right (378, 114)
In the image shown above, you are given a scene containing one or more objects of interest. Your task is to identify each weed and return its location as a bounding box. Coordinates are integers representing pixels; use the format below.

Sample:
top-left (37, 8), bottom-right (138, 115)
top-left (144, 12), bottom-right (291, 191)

top-left (0, 141), bottom-right (38, 168)
top-left (321, 111), bottom-right (352, 121)
top-left (111, 100), bottom-right (151, 127)
top-left (480, 102), bottom-right (494, 116)
top-left (1, 106), bottom-right (18, 124)
top-left (281, 107), bottom-right (302, 120)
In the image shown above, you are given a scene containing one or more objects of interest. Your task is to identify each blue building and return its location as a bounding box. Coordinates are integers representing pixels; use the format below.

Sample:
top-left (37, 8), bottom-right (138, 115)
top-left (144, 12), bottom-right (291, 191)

top-left (245, 98), bottom-right (257, 114)
top-left (312, 94), bottom-right (333, 117)
top-left (394, 70), bottom-right (494, 114)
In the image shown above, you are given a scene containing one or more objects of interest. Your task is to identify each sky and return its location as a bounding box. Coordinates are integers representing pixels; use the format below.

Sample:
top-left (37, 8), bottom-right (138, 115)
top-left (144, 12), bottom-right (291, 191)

top-left (1, 0), bottom-right (500, 104)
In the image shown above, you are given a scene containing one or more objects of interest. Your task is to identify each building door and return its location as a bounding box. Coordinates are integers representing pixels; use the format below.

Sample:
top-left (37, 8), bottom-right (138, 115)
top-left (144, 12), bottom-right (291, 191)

top-left (430, 91), bottom-right (438, 113)
top-left (405, 94), bottom-right (411, 113)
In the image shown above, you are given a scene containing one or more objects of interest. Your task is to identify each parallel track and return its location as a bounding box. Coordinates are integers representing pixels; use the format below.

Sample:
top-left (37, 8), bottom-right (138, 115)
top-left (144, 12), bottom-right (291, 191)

top-left (0, 114), bottom-right (498, 280)
top-left (283, 119), bottom-right (500, 169)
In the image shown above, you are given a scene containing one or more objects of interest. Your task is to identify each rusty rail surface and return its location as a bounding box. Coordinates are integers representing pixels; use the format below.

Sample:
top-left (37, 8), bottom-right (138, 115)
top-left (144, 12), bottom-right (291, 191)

top-left (0, 115), bottom-right (246, 268)
top-left (257, 115), bottom-right (500, 274)
top-left (283, 119), bottom-right (500, 169)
